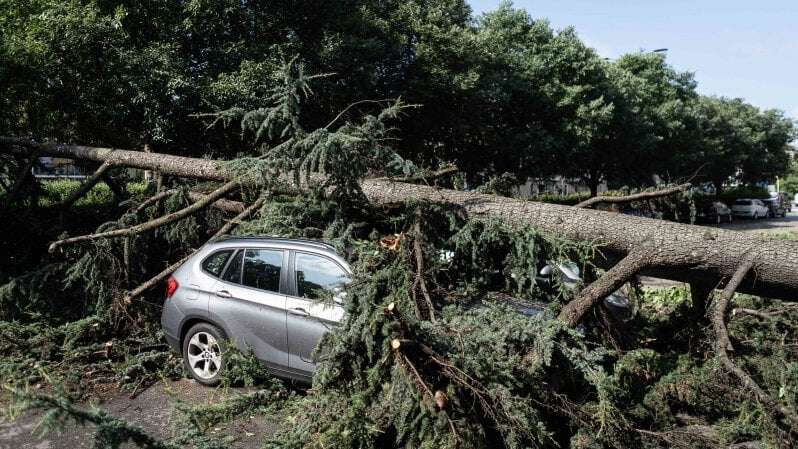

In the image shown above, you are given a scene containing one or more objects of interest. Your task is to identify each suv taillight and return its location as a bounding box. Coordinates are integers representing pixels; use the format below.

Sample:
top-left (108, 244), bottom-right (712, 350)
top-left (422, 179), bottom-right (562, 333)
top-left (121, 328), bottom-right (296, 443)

top-left (166, 276), bottom-right (179, 299)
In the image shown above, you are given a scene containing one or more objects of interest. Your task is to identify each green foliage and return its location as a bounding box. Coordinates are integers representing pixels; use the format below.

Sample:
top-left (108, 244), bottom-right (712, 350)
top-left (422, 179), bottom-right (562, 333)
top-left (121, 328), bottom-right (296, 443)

top-left (3, 0), bottom-right (792, 194)
top-left (218, 345), bottom-right (276, 389)
top-left (216, 58), bottom-right (417, 205)
top-left (780, 160), bottom-right (798, 198)
top-left (2, 2), bottom-right (798, 448)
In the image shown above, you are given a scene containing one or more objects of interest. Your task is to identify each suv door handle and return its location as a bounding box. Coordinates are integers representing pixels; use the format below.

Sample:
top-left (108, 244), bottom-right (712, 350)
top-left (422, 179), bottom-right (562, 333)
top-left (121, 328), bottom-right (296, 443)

top-left (215, 290), bottom-right (232, 298)
top-left (289, 307), bottom-right (309, 317)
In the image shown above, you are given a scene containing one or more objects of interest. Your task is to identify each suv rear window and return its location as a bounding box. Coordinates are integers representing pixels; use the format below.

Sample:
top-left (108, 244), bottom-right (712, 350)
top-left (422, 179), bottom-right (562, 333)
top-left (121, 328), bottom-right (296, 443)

top-left (222, 250), bottom-right (243, 284)
top-left (735, 200), bottom-right (752, 205)
top-left (202, 250), bottom-right (233, 277)
top-left (242, 249), bottom-right (283, 293)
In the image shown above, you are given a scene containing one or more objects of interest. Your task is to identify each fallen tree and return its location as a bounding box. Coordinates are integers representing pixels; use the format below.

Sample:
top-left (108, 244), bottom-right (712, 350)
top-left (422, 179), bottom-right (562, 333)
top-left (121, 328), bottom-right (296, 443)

top-left (3, 137), bottom-right (796, 306)
top-left (4, 67), bottom-right (797, 449)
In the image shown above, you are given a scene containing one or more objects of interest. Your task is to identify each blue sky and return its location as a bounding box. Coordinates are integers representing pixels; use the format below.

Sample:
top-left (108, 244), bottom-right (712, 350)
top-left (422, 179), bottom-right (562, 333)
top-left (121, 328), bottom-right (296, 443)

top-left (468, 1), bottom-right (798, 121)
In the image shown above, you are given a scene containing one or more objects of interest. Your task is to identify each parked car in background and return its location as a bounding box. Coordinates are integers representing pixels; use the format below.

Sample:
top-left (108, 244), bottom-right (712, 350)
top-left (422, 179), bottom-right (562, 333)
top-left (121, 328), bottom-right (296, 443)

top-left (697, 201), bottom-right (733, 224)
top-left (769, 191), bottom-right (791, 213)
top-left (732, 199), bottom-right (769, 219)
top-left (762, 196), bottom-right (787, 218)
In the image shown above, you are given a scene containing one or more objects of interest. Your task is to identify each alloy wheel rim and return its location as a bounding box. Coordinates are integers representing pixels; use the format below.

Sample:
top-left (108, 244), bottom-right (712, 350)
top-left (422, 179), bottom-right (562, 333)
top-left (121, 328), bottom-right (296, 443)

top-left (186, 331), bottom-right (222, 379)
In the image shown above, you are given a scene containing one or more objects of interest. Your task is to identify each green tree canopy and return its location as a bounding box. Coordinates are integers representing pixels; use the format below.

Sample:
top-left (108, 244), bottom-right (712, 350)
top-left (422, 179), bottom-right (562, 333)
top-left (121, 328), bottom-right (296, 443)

top-left (1, 0), bottom-right (793, 192)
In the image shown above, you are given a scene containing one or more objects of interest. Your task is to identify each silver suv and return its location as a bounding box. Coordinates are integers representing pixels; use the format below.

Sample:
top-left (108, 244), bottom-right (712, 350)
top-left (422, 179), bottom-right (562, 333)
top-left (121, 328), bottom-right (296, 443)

top-left (161, 236), bottom-right (351, 385)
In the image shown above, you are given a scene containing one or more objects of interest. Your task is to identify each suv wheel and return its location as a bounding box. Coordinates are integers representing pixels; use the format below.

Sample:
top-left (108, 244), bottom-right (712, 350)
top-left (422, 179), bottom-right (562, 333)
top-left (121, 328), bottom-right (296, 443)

top-left (183, 323), bottom-right (226, 386)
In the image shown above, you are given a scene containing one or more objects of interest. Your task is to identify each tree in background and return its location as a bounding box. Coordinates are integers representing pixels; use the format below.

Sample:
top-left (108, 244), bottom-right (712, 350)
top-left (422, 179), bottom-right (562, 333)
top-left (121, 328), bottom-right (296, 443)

top-left (665, 97), bottom-right (794, 193)
top-left (0, 0), bottom-right (793, 193)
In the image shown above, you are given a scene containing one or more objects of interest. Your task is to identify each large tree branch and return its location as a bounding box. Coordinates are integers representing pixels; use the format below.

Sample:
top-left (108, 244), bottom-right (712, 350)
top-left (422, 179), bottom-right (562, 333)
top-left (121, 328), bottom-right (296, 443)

top-left (5, 138), bottom-right (798, 302)
top-left (186, 191), bottom-right (245, 213)
top-left (123, 196), bottom-right (266, 303)
top-left (712, 255), bottom-right (798, 432)
top-left (55, 161), bottom-right (113, 210)
top-left (574, 183), bottom-right (691, 208)
top-left (557, 247), bottom-right (650, 326)
top-left (48, 180), bottom-right (239, 253)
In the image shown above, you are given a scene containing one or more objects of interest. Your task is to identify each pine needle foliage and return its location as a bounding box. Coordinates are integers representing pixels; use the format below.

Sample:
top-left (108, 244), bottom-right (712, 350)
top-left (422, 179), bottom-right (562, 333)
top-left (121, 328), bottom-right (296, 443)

top-left (214, 58), bottom-right (418, 204)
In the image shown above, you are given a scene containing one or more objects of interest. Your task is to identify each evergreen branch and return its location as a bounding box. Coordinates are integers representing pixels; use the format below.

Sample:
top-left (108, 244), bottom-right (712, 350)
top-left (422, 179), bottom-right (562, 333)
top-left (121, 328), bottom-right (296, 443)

top-left (124, 196), bottom-right (266, 303)
top-left (130, 189), bottom-right (179, 214)
top-left (48, 180), bottom-right (239, 253)
top-left (711, 253), bottom-right (798, 433)
top-left (54, 161), bottom-right (114, 210)
top-left (324, 99), bottom-right (396, 130)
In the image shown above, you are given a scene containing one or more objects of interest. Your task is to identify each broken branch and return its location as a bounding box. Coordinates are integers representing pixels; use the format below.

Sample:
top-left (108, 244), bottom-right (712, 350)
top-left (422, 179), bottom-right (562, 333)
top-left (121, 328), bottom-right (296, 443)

top-left (131, 189), bottom-right (179, 214)
top-left (123, 196), bottom-right (266, 303)
top-left (558, 247), bottom-right (650, 327)
top-left (49, 180), bottom-right (240, 253)
top-left (712, 255), bottom-right (798, 432)
top-left (574, 183), bottom-right (691, 208)
top-left (411, 209), bottom-right (437, 323)
top-left (55, 161), bottom-right (113, 210)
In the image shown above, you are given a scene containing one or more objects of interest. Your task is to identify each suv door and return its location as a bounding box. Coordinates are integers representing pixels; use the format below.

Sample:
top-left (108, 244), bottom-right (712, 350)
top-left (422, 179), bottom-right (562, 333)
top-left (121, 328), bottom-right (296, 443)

top-left (285, 251), bottom-right (348, 375)
top-left (209, 248), bottom-right (290, 371)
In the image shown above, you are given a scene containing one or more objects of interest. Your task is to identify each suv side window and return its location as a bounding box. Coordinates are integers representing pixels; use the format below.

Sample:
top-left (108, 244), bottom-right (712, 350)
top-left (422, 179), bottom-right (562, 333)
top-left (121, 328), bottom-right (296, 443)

top-left (295, 253), bottom-right (349, 300)
top-left (242, 249), bottom-right (283, 293)
top-left (221, 250), bottom-right (243, 284)
top-left (202, 250), bottom-right (233, 277)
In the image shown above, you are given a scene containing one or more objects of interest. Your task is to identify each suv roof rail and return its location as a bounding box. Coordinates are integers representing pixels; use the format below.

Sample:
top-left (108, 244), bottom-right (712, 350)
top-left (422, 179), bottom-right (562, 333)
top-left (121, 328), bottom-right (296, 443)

top-left (212, 235), bottom-right (337, 251)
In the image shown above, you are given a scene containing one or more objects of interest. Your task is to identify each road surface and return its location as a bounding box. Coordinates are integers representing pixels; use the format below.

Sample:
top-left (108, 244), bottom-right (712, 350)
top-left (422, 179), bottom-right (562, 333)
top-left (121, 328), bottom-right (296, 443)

top-left (0, 379), bottom-right (278, 449)
top-left (711, 209), bottom-right (798, 234)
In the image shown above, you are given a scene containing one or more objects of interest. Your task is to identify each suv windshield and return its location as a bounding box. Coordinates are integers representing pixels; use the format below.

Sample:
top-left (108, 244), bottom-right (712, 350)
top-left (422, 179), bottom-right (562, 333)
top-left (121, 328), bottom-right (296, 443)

top-left (735, 200), bottom-right (752, 206)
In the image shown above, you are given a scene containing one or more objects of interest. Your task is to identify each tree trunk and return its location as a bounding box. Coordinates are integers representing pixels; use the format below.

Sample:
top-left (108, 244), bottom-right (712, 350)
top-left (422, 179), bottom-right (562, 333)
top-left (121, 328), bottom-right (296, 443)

top-left (588, 180), bottom-right (599, 198)
top-left (4, 137), bottom-right (798, 302)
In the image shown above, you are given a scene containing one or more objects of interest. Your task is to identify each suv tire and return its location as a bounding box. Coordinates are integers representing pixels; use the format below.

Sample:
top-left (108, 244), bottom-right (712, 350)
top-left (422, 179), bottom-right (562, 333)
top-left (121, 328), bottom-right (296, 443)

top-left (183, 323), bottom-right (226, 386)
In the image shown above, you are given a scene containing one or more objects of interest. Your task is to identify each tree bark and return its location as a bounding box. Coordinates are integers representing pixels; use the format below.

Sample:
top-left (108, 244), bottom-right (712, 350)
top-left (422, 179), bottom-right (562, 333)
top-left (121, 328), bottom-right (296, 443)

top-left (712, 256), bottom-right (798, 432)
top-left (4, 138), bottom-right (798, 302)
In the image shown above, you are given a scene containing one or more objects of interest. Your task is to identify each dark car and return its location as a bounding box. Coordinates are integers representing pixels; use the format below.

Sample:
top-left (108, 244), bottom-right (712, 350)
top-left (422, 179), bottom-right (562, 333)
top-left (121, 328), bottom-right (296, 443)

top-left (762, 197), bottom-right (787, 218)
top-left (697, 201), bottom-right (733, 224)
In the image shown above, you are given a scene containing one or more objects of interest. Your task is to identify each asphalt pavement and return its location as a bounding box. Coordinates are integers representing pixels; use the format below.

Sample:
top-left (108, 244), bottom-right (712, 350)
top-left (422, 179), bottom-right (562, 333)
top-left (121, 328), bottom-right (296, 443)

top-left (0, 379), bottom-right (277, 449)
